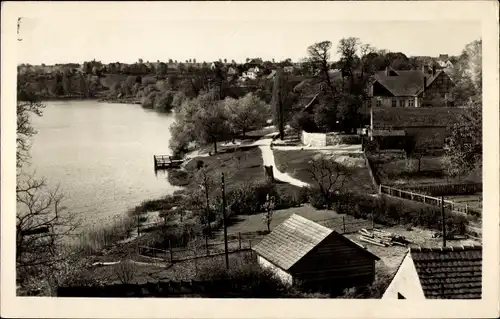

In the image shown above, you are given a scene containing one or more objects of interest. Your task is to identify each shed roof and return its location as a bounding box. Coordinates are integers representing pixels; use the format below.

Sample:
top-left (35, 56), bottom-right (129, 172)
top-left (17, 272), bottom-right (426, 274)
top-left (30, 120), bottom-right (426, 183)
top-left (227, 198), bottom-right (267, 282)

top-left (252, 214), bottom-right (379, 271)
top-left (410, 245), bottom-right (482, 299)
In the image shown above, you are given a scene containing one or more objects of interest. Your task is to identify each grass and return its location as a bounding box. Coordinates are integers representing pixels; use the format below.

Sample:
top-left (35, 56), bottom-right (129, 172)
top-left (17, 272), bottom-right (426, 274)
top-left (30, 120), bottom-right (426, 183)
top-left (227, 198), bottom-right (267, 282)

top-left (74, 214), bottom-right (136, 255)
top-left (370, 153), bottom-right (482, 187)
top-left (169, 146), bottom-right (267, 194)
top-left (273, 149), bottom-right (375, 193)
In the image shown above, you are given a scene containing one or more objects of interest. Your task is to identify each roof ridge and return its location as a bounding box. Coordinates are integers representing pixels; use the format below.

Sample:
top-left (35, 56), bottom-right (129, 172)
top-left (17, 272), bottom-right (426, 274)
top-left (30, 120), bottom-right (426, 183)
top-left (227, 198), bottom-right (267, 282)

top-left (410, 244), bottom-right (482, 253)
top-left (289, 214), bottom-right (333, 234)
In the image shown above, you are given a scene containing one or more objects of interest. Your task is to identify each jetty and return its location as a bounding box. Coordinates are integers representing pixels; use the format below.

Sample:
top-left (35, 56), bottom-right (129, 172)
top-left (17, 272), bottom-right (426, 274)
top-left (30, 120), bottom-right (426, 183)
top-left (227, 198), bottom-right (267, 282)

top-left (154, 155), bottom-right (184, 169)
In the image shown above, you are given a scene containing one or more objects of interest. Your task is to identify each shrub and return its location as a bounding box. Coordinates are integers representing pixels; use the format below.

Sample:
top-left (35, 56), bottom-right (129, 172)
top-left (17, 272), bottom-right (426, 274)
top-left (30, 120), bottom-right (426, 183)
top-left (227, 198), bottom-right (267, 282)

top-left (113, 260), bottom-right (137, 284)
top-left (195, 254), bottom-right (293, 298)
top-left (332, 192), bottom-right (468, 234)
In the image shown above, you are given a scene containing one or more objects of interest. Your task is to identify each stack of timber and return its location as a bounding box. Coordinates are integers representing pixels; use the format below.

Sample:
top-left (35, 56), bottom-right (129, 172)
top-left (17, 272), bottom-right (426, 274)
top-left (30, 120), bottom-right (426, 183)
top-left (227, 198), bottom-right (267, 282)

top-left (358, 228), bottom-right (411, 247)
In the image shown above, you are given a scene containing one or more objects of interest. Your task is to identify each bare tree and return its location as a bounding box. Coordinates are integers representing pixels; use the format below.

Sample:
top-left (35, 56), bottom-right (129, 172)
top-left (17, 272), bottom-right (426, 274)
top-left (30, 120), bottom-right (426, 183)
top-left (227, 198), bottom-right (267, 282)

top-left (307, 41), bottom-right (336, 97)
top-left (195, 164), bottom-right (214, 236)
top-left (262, 194), bottom-right (275, 233)
top-left (306, 156), bottom-right (349, 209)
top-left (337, 37), bottom-right (361, 76)
top-left (113, 259), bottom-right (137, 284)
top-left (17, 89), bottom-right (45, 167)
top-left (16, 175), bottom-right (79, 285)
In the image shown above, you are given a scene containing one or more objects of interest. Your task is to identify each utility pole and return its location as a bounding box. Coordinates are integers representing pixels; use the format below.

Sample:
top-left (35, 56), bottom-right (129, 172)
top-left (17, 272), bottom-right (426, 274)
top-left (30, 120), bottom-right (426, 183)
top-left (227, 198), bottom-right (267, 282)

top-left (221, 172), bottom-right (229, 269)
top-left (441, 195), bottom-right (447, 247)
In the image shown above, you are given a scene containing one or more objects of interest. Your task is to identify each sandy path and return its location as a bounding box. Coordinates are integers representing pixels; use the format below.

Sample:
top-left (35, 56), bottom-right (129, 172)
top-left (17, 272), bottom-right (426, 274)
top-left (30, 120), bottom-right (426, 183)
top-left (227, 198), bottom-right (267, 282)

top-left (250, 133), bottom-right (310, 188)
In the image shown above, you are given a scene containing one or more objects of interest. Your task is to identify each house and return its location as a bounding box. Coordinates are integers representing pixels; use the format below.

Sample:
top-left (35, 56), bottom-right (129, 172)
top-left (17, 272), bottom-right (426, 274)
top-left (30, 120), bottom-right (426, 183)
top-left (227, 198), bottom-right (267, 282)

top-left (283, 66), bottom-right (294, 73)
top-left (252, 214), bottom-right (380, 293)
top-left (383, 245), bottom-right (482, 299)
top-left (227, 66), bottom-right (238, 76)
top-left (438, 60), bottom-right (454, 69)
top-left (368, 65), bottom-right (455, 108)
top-left (369, 106), bottom-right (470, 149)
top-left (242, 67), bottom-right (260, 80)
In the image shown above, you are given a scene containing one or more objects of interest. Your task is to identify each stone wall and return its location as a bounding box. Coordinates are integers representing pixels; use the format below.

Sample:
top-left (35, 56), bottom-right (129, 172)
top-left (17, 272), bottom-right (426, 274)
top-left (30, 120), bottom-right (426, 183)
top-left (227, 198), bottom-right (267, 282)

top-left (301, 131), bottom-right (326, 147)
top-left (302, 131), bottom-right (361, 147)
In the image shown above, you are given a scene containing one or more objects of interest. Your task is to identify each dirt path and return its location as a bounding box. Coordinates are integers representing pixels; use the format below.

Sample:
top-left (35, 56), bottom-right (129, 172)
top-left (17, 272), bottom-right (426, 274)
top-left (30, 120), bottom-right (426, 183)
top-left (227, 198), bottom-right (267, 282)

top-left (250, 133), bottom-right (310, 188)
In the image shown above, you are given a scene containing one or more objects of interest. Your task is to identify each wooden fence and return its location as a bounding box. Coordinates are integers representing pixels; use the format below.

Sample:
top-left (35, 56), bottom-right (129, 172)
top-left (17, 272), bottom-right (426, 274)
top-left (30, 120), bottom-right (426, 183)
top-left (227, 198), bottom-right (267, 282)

top-left (57, 277), bottom-right (244, 297)
top-left (379, 185), bottom-right (481, 217)
top-left (401, 182), bottom-right (482, 197)
top-left (138, 237), bottom-right (254, 263)
top-left (315, 215), bottom-right (374, 234)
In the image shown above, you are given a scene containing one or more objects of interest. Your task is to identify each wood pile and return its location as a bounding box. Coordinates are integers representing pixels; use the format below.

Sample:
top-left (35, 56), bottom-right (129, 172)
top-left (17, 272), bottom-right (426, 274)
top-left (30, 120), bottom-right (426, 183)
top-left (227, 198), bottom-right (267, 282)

top-left (358, 228), bottom-right (411, 247)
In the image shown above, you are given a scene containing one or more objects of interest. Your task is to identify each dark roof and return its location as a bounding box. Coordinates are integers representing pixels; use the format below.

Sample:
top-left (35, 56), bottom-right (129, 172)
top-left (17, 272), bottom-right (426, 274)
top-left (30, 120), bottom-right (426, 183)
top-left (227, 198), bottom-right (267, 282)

top-left (410, 245), bottom-right (482, 299)
top-left (372, 107), bottom-right (470, 128)
top-left (252, 214), bottom-right (379, 271)
top-left (371, 68), bottom-right (446, 97)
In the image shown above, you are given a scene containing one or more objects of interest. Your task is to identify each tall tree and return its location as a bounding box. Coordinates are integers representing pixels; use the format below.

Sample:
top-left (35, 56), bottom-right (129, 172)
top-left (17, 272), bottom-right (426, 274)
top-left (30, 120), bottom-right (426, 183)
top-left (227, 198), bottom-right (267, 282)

top-left (337, 37), bottom-right (360, 76)
top-left (224, 93), bottom-right (270, 139)
top-left (271, 68), bottom-right (292, 139)
top-left (307, 41), bottom-right (336, 98)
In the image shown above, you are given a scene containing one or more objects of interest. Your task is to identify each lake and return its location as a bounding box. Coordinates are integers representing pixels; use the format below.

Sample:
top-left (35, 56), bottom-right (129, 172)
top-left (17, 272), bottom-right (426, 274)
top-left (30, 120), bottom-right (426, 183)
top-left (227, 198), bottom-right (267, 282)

top-left (27, 100), bottom-right (180, 228)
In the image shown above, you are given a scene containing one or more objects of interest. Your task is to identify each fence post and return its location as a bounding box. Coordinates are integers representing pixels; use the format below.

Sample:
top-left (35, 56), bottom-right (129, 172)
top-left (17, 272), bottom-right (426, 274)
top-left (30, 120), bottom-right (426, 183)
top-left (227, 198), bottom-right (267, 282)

top-left (465, 204), bottom-right (469, 215)
top-left (169, 240), bottom-right (173, 262)
top-left (238, 233), bottom-right (242, 250)
top-left (342, 216), bottom-right (346, 234)
top-left (378, 184), bottom-right (382, 194)
top-left (205, 236), bottom-right (209, 256)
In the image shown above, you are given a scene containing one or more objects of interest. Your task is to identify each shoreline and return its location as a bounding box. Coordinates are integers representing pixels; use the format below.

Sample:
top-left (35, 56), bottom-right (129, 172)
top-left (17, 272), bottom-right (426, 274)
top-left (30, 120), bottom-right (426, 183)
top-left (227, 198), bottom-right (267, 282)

top-left (38, 95), bottom-right (142, 105)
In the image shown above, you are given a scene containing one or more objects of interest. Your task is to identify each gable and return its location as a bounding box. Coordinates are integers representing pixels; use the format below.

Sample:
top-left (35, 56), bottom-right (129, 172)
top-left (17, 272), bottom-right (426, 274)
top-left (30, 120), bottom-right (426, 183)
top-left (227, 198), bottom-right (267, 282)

top-left (422, 71), bottom-right (454, 95)
top-left (372, 81), bottom-right (395, 97)
top-left (291, 232), bottom-right (379, 273)
top-left (382, 252), bottom-right (426, 299)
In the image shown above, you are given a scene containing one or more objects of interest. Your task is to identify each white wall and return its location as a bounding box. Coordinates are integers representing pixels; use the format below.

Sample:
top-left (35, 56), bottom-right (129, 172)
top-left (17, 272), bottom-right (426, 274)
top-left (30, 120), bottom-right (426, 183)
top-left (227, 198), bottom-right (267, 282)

top-left (301, 131), bottom-right (326, 147)
top-left (382, 254), bottom-right (426, 299)
top-left (258, 256), bottom-right (293, 285)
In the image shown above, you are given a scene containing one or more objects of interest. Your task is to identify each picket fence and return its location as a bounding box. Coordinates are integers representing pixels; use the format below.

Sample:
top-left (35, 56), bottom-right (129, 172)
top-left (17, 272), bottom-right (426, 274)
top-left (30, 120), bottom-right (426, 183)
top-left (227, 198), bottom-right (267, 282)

top-left (379, 185), bottom-right (481, 217)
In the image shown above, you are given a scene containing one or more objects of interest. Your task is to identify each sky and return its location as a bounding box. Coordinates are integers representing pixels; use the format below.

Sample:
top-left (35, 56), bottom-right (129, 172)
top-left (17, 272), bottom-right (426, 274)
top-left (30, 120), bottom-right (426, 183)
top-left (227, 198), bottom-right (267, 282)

top-left (17, 16), bottom-right (481, 65)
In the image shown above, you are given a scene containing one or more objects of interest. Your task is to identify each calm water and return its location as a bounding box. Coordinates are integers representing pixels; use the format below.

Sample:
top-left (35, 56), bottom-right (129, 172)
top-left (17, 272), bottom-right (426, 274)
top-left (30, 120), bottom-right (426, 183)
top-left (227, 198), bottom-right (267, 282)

top-left (28, 101), bottom-right (179, 227)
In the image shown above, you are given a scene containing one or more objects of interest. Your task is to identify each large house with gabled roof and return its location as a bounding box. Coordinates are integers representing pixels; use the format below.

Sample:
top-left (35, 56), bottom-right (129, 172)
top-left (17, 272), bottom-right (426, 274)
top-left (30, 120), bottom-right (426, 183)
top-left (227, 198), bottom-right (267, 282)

top-left (368, 66), bottom-right (455, 108)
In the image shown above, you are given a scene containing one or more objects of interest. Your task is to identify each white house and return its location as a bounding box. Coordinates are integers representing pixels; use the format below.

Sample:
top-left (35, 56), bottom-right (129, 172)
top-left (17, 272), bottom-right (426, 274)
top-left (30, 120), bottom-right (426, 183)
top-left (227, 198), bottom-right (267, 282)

top-left (383, 245), bottom-right (482, 299)
top-left (242, 67), bottom-right (260, 80)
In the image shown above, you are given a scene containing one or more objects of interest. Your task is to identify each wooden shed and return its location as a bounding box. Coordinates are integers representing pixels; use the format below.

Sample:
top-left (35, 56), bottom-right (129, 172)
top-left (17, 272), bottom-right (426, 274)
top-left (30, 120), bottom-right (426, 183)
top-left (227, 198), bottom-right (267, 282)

top-left (252, 214), bottom-right (380, 293)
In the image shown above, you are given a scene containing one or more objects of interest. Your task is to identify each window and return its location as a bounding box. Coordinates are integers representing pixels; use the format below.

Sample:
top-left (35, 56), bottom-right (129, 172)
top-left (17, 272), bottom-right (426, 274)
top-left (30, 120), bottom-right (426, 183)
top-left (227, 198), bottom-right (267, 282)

top-left (408, 99), bottom-right (414, 107)
top-left (399, 100), bottom-right (405, 107)
top-left (376, 100), bottom-right (381, 107)
top-left (398, 292), bottom-right (406, 299)
top-left (392, 99), bottom-right (397, 107)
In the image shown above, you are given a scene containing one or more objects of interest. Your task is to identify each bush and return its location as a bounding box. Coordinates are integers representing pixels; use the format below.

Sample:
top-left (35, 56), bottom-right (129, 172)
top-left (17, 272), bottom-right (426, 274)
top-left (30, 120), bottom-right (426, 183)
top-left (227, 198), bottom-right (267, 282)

top-left (195, 254), bottom-right (293, 298)
top-left (332, 192), bottom-right (468, 234)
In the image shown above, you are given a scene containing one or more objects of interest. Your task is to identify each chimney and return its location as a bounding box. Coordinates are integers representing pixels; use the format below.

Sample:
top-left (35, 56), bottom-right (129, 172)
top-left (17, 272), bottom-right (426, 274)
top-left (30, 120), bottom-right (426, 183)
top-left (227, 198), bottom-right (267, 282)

top-left (432, 65), bottom-right (436, 76)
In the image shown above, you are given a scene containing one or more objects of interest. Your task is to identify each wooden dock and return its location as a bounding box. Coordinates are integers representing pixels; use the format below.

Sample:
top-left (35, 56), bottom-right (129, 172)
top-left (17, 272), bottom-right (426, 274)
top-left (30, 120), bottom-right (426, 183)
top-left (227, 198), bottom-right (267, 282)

top-left (154, 155), bottom-right (184, 169)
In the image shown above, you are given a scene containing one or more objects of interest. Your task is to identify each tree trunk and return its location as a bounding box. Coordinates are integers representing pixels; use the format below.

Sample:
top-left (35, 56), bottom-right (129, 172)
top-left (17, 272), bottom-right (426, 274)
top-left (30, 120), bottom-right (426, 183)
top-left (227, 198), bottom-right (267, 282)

top-left (418, 157), bottom-right (421, 172)
top-left (205, 186), bottom-right (211, 236)
top-left (213, 139), bottom-right (218, 154)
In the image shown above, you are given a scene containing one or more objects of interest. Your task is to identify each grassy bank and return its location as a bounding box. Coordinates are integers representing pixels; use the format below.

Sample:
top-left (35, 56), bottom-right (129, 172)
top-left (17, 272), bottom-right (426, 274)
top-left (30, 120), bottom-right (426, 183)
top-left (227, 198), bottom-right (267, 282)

top-left (273, 149), bottom-right (375, 194)
top-left (369, 153), bottom-right (482, 187)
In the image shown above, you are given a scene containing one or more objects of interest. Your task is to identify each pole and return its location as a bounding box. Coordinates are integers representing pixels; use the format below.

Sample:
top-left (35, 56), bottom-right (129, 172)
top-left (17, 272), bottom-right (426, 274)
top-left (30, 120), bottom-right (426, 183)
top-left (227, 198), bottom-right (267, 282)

top-left (205, 178), bottom-right (212, 236)
top-left (342, 216), bottom-right (346, 234)
top-left (205, 235), bottom-right (209, 256)
top-left (169, 239), bottom-right (173, 262)
top-left (238, 233), bottom-right (242, 250)
top-left (441, 195), bottom-right (446, 247)
top-left (221, 172), bottom-right (229, 269)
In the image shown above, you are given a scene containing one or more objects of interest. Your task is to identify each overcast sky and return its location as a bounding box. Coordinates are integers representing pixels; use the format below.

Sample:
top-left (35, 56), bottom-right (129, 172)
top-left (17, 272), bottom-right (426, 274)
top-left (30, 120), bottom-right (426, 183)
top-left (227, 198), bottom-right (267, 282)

top-left (16, 8), bottom-right (481, 65)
